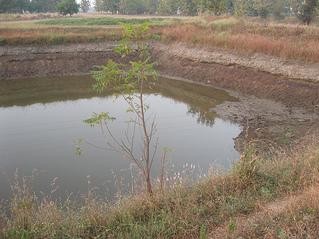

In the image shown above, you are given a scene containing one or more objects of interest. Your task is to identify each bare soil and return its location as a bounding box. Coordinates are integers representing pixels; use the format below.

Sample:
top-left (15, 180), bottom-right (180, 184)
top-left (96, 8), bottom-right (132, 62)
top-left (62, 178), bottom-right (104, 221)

top-left (154, 42), bottom-right (319, 83)
top-left (151, 43), bottom-right (319, 151)
top-left (2, 42), bottom-right (318, 110)
top-left (0, 42), bottom-right (119, 79)
top-left (152, 43), bottom-right (319, 110)
top-left (160, 75), bottom-right (319, 154)
top-left (216, 95), bottom-right (319, 153)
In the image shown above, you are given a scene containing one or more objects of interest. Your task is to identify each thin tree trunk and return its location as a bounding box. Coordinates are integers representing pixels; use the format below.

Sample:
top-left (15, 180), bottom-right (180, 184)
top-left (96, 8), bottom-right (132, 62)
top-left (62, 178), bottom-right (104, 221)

top-left (146, 171), bottom-right (153, 195)
top-left (139, 73), bottom-right (153, 195)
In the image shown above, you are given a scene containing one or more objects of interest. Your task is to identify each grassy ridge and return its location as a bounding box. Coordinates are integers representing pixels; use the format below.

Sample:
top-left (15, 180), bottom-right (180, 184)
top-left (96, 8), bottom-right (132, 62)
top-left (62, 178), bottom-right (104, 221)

top-left (158, 17), bottom-right (319, 63)
top-left (1, 136), bottom-right (319, 238)
top-left (38, 17), bottom-right (168, 26)
top-left (0, 16), bottom-right (172, 46)
top-left (0, 27), bottom-right (122, 45)
top-left (1, 15), bottom-right (319, 63)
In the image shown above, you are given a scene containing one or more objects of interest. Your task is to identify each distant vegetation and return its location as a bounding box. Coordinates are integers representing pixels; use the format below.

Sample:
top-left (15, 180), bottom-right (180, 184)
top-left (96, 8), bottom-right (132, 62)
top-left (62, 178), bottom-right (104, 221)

top-left (0, 0), bottom-right (318, 24)
top-left (80, 0), bottom-right (90, 13)
top-left (0, 0), bottom-right (59, 13)
top-left (56, 0), bottom-right (79, 16)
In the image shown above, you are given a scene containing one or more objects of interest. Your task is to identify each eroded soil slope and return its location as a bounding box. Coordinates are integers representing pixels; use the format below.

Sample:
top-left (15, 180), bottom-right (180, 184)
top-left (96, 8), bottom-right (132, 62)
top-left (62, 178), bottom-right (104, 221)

top-left (152, 43), bottom-right (319, 110)
top-left (0, 42), bottom-right (120, 79)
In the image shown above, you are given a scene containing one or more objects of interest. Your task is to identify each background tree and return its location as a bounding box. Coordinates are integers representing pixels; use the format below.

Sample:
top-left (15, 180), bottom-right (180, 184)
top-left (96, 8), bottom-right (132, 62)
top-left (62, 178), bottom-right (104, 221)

top-left (254, 0), bottom-right (273, 18)
top-left (232, 0), bottom-right (246, 15)
top-left (226, 0), bottom-right (235, 14)
top-left (105, 0), bottom-right (120, 13)
top-left (57, 0), bottom-right (79, 15)
top-left (158, 0), bottom-right (179, 15)
top-left (272, 0), bottom-right (287, 19)
top-left (94, 0), bottom-right (105, 11)
top-left (233, 0), bottom-right (286, 18)
top-left (0, 0), bottom-right (29, 13)
top-left (201, 0), bottom-right (227, 15)
top-left (293, 0), bottom-right (318, 25)
top-left (29, 0), bottom-right (60, 12)
top-left (148, 0), bottom-right (159, 13)
top-left (178, 0), bottom-right (199, 15)
top-left (120, 0), bottom-right (148, 14)
top-left (80, 0), bottom-right (90, 12)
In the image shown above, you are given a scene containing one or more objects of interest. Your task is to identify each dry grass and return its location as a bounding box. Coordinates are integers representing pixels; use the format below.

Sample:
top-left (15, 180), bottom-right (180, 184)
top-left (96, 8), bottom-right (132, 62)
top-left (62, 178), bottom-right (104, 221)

top-left (1, 15), bottom-right (319, 62)
top-left (0, 26), bottom-right (122, 45)
top-left (1, 133), bottom-right (319, 238)
top-left (157, 17), bottom-right (319, 62)
top-left (0, 19), bottom-right (124, 46)
top-left (3, 15), bottom-right (318, 63)
top-left (0, 16), bottom-right (174, 46)
top-left (227, 186), bottom-right (319, 239)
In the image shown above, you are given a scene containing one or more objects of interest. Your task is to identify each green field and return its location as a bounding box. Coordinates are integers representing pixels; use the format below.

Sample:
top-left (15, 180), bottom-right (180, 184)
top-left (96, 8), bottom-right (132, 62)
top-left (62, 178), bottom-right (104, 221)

top-left (0, 15), bottom-right (179, 46)
top-left (38, 17), bottom-right (171, 26)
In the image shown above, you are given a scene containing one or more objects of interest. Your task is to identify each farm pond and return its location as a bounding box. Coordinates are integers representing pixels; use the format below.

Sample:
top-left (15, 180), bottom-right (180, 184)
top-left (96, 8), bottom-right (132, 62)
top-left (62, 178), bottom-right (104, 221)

top-left (0, 76), bottom-right (241, 200)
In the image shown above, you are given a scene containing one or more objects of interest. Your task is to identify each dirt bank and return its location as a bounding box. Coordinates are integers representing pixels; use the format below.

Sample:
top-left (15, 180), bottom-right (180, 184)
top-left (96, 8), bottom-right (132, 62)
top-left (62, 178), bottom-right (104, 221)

top-left (161, 75), bottom-right (319, 155)
top-left (1, 41), bottom-right (318, 153)
top-left (0, 42), bottom-right (120, 79)
top-left (217, 94), bottom-right (319, 154)
top-left (153, 43), bottom-right (319, 83)
top-left (1, 41), bottom-right (319, 108)
top-left (152, 43), bottom-right (319, 110)
top-left (150, 43), bottom-right (319, 152)
top-left (1, 42), bottom-right (319, 110)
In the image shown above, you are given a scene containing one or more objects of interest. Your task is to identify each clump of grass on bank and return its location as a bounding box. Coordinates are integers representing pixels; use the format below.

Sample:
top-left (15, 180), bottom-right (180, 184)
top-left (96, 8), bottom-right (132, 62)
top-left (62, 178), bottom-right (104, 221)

top-left (157, 17), bottom-right (319, 63)
top-left (1, 136), bottom-right (319, 239)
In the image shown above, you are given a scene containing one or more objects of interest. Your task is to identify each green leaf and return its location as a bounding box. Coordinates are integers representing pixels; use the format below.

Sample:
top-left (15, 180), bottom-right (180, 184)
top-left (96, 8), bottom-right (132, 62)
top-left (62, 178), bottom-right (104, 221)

top-left (91, 59), bottom-right (123, 93)
top-left (84, 112), bottom-right (115, 127)
top-left (114, 40), bottom-right (132, 57)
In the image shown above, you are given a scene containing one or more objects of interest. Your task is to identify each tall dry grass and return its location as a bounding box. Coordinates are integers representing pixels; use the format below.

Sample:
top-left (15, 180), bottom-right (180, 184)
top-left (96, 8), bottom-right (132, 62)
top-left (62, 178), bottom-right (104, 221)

top-left (228, 186), bottom-right (319, 239)
top-left (157, 18), bottom-right (319, 62)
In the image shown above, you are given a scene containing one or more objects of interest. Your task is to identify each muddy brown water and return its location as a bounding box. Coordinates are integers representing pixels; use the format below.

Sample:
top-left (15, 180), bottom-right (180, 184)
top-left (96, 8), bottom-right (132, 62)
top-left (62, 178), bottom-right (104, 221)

top-left (0, 76), bottom-right (241, 200)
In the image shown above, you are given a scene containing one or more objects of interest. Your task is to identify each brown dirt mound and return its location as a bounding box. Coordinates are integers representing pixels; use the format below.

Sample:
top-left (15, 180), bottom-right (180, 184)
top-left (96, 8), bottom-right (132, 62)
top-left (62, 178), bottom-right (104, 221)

top-left (153, 44), bottom-right (319, 110)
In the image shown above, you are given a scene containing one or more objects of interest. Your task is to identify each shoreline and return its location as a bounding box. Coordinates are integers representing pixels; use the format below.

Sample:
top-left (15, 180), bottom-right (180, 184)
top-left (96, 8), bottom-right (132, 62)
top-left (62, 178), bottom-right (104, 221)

top-left (1, 41), bottom-right (319, 109)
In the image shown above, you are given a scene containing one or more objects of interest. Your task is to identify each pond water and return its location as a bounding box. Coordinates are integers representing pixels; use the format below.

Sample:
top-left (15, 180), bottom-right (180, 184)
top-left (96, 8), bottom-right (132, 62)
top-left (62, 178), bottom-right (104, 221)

top-left (0, 76), bottom-right (241, 200)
